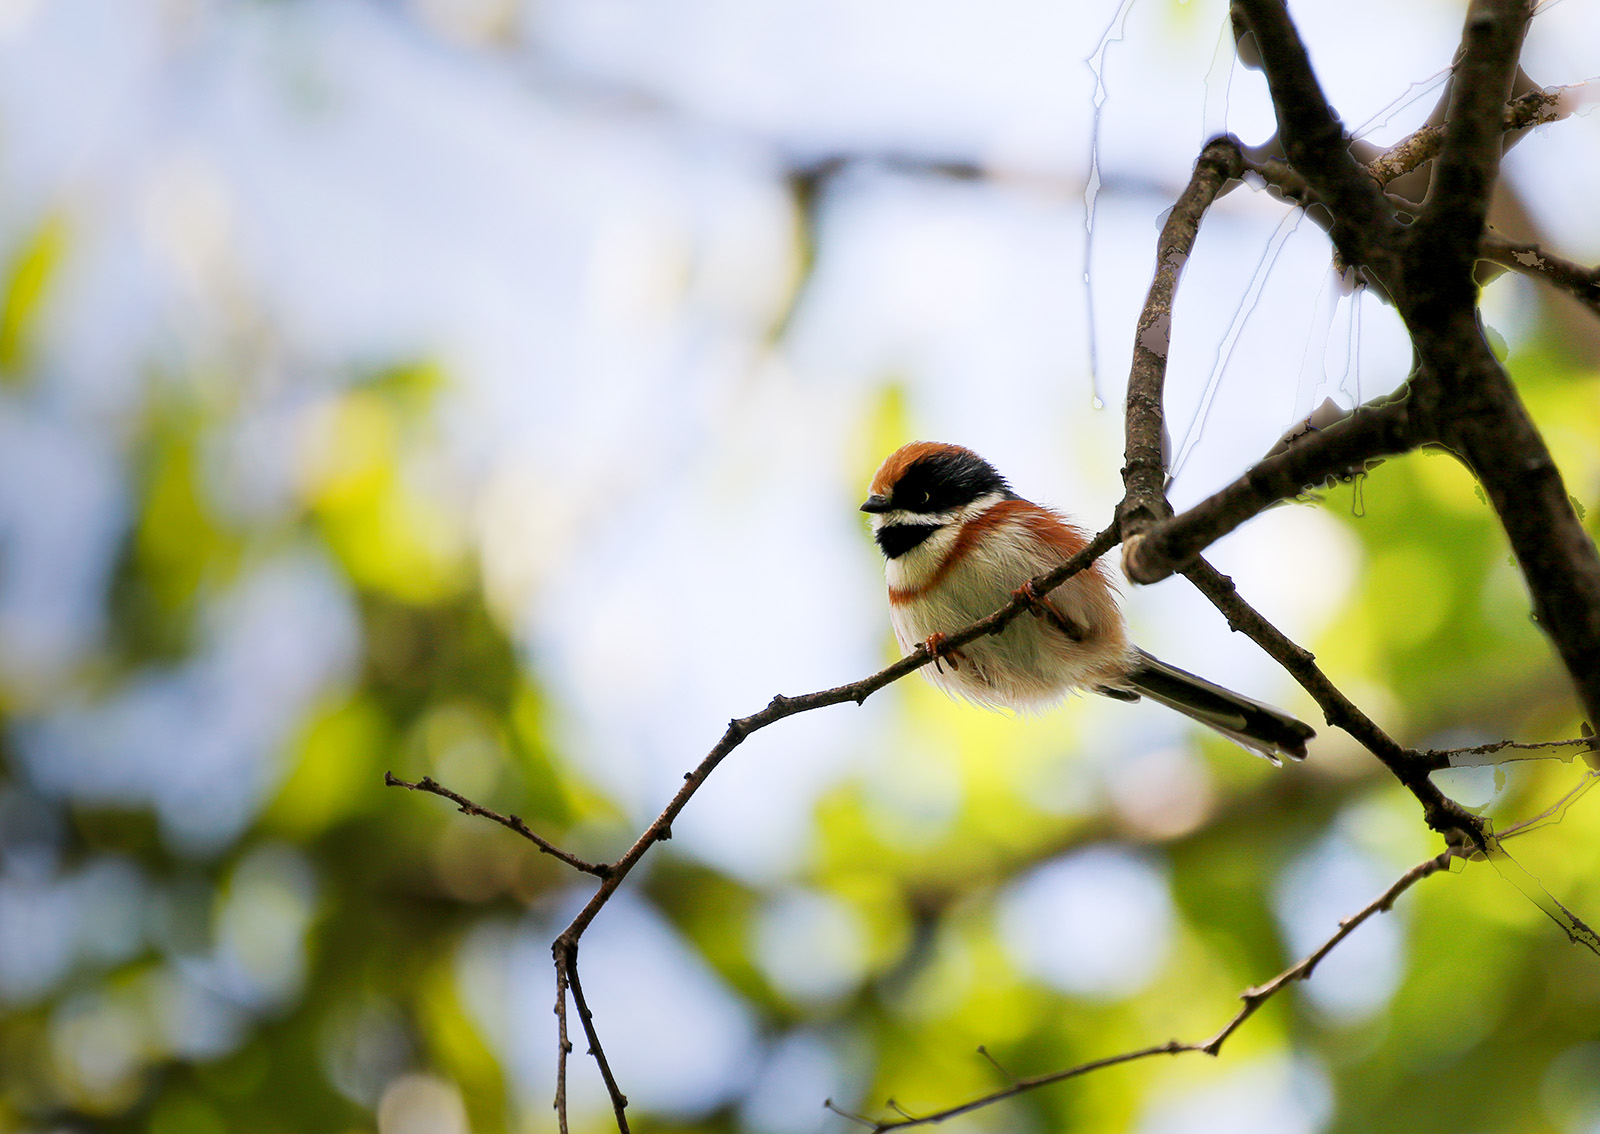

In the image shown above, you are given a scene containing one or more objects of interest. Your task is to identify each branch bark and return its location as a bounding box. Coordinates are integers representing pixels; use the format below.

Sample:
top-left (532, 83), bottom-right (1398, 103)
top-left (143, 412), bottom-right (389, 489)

top-left (540, 524), bottom-right (1121, 1128)
top-left (1122, 394), bottom-right (1417, 584)
top-left (1121, 136), bottom-right (1245, 537)
top-left (1231, 0), bottom-right (1402, 285)
top-left (1480, 236), bottom-right (1600, 319)
top-left (384, 772), bottom-right (612, 877)
top-left (845, 850), bottom-right (1452, 1132)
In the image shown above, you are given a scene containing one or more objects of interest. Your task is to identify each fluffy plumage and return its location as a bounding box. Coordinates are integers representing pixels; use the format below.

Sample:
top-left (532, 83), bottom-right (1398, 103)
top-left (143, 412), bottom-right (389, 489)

top-left (863, 442), bottom-right (1314, 763)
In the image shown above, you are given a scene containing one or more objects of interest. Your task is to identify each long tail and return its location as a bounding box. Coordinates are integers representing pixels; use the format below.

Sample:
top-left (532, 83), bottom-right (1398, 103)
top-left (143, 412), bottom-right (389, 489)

top-left (1110, 649), bottom-right (1315, 765)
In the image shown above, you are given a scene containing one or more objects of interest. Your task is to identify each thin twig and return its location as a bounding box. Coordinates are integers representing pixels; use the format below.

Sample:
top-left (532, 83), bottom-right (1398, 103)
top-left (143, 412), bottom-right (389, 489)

top-left (1181, 558), bottom-right (1485, 846)
top-left (383, 772), bottom-right (613, 878)
top-left (533, 525), bottom-right (1120, 1118)
top-left (558, 941), bottom-right (631, 1133)
top-left (1419, 734), bottom-right (1599, 769)
top-left (1247, 86), bottom-right (1569, 212)
top-left (1367, 85), bottom-right (1562, 186)
top-left (554, 961), bottom-right (573, 1134)
top-left (550, 524), bottom-right (1121, 947)
top-left (1495, 769), bottom-right (1600, 841)
top-left (1193, 850), bottom-right (1452, 1053)
top-left (861, 851), bottom-right (1452, 1131)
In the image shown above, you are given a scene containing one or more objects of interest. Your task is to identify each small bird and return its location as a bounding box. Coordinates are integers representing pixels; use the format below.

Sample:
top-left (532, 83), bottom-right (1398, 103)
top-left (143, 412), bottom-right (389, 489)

top-left (861, 442), bottom-right (1314, 763)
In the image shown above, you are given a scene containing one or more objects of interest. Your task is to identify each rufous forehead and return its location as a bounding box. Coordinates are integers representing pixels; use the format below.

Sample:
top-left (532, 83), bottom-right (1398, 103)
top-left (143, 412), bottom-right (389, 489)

top-left (869, 441), bottom-right (973, 495)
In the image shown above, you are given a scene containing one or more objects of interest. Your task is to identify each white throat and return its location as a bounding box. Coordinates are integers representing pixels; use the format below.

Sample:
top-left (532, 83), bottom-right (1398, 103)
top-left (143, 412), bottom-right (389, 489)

top-left (875, 491), bottom-right (1009, 591)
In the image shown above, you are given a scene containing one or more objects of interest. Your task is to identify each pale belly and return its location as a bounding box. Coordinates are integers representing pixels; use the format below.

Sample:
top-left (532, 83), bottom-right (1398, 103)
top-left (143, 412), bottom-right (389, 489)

top-left (887, 536), bottom-right (1133, 711)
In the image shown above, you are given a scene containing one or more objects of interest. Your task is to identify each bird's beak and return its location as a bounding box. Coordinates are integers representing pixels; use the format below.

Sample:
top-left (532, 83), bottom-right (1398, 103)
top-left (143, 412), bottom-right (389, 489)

top-left (860, 494), bottom-right (893, 514)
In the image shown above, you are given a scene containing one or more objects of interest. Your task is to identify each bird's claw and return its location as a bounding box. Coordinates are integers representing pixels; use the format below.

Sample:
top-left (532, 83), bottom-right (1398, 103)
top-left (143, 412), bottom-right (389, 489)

top-left (1012, 580), bottom-right (1086, 642)
top-left (1013, 580), bottom-right (1046, 616)
top-left (924, 632), bottom-right (966, 673)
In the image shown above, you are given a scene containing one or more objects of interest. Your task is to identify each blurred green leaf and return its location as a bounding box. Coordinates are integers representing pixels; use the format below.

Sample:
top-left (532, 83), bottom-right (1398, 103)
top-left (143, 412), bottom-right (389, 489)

top-left (0, 210), bottom-right (67, 381)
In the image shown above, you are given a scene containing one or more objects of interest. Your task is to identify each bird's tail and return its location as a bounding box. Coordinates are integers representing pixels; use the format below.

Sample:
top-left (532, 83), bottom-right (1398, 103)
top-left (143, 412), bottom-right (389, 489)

top-left (1114, 649), bottom-right (1315, 765)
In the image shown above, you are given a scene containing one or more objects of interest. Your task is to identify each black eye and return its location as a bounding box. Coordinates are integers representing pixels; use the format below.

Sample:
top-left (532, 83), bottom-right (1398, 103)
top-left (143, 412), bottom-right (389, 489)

top-left (916, 489), bottom-right (930, 507)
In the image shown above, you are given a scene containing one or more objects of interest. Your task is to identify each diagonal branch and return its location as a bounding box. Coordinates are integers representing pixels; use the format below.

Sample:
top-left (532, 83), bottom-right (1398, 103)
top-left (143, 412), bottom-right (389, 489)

top-left (849, 849), bottom-right (1452, 1131)
top-left (1180, 558), bottom-right (1484, 845)
top-left (541, 523), bottom-right (1121, 1123)
top-left (1121, 393), bottom-right (1419, 584)
top-left (383, 772), bottom-right (612, 877)
top-left (1231, 0), bottom-right (1402, 285)
top-left (1368, 84), bottom-right (1563, 188)
top-left (549, 524), bottom-right (1121, 947)
top-left (1480, 236), bottom-right (1600, 319)
top-left (1252, 85), bottom-right (1572, 211)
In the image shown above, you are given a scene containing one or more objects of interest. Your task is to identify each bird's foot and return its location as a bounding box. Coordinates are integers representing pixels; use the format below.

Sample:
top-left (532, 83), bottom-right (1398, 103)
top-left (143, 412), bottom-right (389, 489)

top-left (924, 632), bottom-right (967, 673)
top-left (1012, 580), bottom-right (1048, 617)
top-left (1011, 580), bottom-right (1087, 642)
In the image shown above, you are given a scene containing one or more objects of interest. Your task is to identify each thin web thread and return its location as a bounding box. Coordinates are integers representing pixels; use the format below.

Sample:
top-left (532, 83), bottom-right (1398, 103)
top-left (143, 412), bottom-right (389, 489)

top-left (1082, 0), bottom-right (1141, 405)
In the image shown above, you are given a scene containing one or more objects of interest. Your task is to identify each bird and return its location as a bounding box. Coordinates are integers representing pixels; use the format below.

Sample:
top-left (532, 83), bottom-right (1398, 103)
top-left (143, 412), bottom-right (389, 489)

top-left (861, 441), bottom-right (1314, 763)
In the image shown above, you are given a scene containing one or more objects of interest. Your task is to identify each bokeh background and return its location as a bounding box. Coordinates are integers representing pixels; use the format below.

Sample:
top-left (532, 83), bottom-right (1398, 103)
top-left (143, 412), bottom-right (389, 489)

top-left (2, 0), bottom-right (1599, 1132)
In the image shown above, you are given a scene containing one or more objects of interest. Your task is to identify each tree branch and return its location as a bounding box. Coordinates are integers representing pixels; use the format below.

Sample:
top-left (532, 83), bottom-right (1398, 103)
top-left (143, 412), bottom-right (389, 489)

top-left (549, 524), bottom-right (1120, 946)
top-left (383, 772), bottom-right (612, 878)
top-left (1231, 0), bottom-right (1402, 285)
top-left (1480, 236), bottom-right (1600, 319)
top-left (1371, 84), bottom-right (1563, 185)
top-left (849, 849), bottom-right (1452, 1131)
top-left (1122, 394), bottom-right (1418, 584)
top-left (556, 941), bottom-right (631, 1133)
top-left (1121, 135), bottom-right (1245, 536)
top-left (1408, 0), bottom-right (1535, 301)
top-left (553, 961), bottom-right (573, 1134)
top-left (537, 523), bottom-right (1119, 1120)
top-left (1417, 322), bottom-right (1600, 726)
top-left (1180, 558), bottom-right (1484, 845)
top-left (1419, 733), bottom-right (1599, 770)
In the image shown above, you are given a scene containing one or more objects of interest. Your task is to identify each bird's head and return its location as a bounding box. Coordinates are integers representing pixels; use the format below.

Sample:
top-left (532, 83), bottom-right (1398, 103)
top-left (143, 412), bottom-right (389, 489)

top-left (861, 442), bottom-right (1015, 559)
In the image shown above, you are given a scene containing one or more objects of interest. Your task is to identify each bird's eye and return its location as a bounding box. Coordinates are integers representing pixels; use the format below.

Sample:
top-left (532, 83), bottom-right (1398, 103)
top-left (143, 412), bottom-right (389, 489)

top-left (915, 489), bottom-right (930, 507)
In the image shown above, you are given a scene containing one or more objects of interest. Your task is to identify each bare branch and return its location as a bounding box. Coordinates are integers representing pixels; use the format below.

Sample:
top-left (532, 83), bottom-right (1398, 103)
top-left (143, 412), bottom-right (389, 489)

top-left (1193, 850), bottom-right (1452, 1052)
top-left (1409, 0), bottom-right (1535, 296)
top-left (1420, 734), bottom-right (1599, 770)
top-left (1368, 84), bottom-right (1563, 186)
top-left (554, 962), bottom-right (573, 1134)
top-left (1480, 236), bottom-right (1600, 319)
top-left (1231, 0), bottom-right (1403, 284)
top-left (1121, 135), bottom-right (1245, 536)
top-left (550, 524), bottom-right (1121, 948)
top-left (556, 941), bottom-right (631, 1132)
top-left (1412, 331), bottom-right (1600, 726)
top-left (1251, 85), bottom-right (1570, 217)
top-left (1122, 395), bottom-right (1418, 584)
top-left (861, 850), bottom-right (1452, 1131)
top-left (520, 526), bottom-right (1118, 1116)
top-left (383, 772), bottom-right (613, 878)
top-left (1180, 558), bottom-right (1485, 845)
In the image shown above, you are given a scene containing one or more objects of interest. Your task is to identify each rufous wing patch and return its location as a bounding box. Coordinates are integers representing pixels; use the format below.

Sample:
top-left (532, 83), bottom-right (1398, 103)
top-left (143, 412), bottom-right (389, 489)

top-left (888, 498), bottom-right (1033, 604)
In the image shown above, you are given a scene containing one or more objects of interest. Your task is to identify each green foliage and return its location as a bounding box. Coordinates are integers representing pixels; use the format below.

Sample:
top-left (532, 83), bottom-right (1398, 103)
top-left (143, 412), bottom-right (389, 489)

top-left (0, 210), bottom-right (68, 381)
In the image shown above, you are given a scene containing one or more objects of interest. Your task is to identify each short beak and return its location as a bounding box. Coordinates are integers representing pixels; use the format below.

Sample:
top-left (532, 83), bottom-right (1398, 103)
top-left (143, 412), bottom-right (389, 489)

top-left (860, 494), bottom-right (893, 514)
